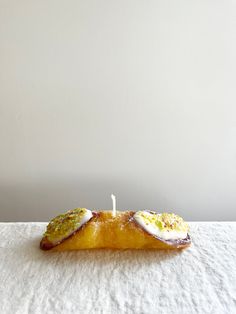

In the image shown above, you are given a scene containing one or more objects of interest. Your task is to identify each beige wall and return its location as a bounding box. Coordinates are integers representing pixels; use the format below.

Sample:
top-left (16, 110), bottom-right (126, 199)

top-left (0, 0), bottom-right (236, 221)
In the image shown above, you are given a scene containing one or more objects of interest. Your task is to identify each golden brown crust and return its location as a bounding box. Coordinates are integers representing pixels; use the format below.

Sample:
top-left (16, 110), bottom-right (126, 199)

top-left (40, 211), bottom-right (191, 251)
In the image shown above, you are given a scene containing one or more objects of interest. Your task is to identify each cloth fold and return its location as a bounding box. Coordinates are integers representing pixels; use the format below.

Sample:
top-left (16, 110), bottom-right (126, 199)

top-left (0, 222), bottom-right (236, 314)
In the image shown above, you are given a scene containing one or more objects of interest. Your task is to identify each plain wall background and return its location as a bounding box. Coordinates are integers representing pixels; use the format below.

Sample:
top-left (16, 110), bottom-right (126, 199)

top-left (0, 0), bottom-right (236, 221)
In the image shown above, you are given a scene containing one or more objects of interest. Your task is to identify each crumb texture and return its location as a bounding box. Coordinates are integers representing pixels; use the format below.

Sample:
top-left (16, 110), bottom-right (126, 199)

top-left (0, 222), bottom-right (236, 314)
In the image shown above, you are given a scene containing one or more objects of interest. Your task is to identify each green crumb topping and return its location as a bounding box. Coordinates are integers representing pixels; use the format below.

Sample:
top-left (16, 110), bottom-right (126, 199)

top-left (44, 208), bottom-right (88, 244)
top-left (137, 211), bottom-right (189, 232)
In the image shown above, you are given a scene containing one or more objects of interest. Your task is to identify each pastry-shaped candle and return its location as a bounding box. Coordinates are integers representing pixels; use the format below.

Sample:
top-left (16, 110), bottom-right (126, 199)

top-left (40, 208), bottom-right (191, 251)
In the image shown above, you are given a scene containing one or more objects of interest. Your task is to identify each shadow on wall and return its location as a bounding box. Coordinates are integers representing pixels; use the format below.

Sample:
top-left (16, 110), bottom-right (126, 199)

top-left (1, 176), bottom-right (234, 221)
top-left (0, 176), bottom-right (170, 222)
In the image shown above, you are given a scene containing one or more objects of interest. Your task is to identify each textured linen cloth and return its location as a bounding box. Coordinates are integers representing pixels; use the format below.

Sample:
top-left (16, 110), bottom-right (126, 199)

top-left (0, 222), bottom-right (236, 314)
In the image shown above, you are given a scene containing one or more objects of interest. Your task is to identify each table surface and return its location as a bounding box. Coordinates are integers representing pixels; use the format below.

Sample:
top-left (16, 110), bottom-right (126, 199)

top-left (0, 222), bottom-right (236, 314)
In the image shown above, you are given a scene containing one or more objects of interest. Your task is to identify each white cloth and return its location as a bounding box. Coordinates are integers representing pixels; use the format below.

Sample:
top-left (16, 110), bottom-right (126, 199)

top-left (0, 222), bottom-right (236, 314)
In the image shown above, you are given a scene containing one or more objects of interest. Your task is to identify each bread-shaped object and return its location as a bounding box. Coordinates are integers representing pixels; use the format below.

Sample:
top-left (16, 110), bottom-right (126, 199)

top-left (40, 208), bottom-right (191, 251)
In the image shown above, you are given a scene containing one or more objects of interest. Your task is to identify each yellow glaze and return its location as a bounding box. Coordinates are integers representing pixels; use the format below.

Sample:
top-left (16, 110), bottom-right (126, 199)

top-left (46, 211), bottom-right (190, 251)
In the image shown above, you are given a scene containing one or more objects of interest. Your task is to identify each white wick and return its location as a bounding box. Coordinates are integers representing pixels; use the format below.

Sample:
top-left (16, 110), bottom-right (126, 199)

top-left (111, 194), bottom-right (116, 217)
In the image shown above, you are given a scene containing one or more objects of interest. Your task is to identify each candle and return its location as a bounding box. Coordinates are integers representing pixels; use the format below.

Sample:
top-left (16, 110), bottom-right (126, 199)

top-left (111, 194), bottom-right (116, 217)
